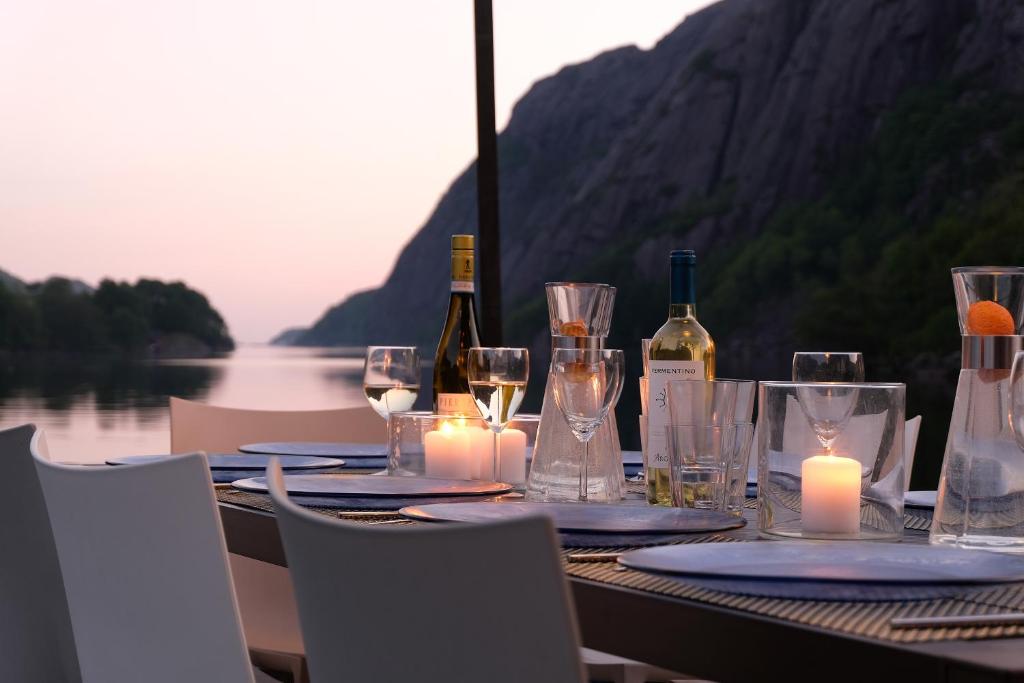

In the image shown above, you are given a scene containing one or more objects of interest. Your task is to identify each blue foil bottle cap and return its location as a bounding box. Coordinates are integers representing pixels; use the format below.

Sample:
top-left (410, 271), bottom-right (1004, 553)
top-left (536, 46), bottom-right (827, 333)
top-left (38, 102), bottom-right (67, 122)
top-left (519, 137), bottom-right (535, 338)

top-left (670, 250), bottom-right (696, 264)
top-left (669, 250), bottom-right (696, 305)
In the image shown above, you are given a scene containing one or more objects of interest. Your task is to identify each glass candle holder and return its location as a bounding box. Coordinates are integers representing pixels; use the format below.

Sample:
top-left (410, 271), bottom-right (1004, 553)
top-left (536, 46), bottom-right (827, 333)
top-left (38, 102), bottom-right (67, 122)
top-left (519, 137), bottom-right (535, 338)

top-left (387, 411), bottom-right (539, 489)
top-left (757, 382), bottom-right (905, 540)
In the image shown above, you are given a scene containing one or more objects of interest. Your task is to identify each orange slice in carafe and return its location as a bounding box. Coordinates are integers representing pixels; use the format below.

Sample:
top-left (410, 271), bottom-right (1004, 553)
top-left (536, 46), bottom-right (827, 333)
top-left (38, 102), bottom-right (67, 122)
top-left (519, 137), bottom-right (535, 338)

top-left (559, 320), bottom-right (588, 336)
top-left (966, 301), bottom-right (1015, 336)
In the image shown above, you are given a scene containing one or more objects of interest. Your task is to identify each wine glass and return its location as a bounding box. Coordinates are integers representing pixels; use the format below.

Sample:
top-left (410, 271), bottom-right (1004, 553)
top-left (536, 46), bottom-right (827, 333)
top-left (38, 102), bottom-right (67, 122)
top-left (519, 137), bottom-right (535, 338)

top-left (795, 383), bottom-right (860, 453)
top-left (792, 353), bottom-right (863, 454)
top-left (467, 348), bottom-right (529, 481)
top-left (1010, 351), bottom-right (1024, 453)
top-left (362, 346), bottom-right (421, 420)
top-left (551, 348), bottom-right (624, 502)
top-left (792, 352), bottom-right (865, 382)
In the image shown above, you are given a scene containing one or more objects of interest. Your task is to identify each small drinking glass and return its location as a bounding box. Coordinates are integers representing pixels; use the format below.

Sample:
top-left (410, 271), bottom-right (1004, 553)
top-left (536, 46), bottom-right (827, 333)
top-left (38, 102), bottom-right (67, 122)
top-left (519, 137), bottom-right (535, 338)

top-left (362, 346), bottom-right (421, 420)
top-left (792, 352), bottom-right (865, 382)
top-left (1011, 351), bottom-right (1024, 452)
top-left (467, 348), bottom-right (529, 481)
top-left (551, 348), bottom-right (625, 502)
top-left (724, 422), bottom-right (755, 515)
top-left (667, 424), bottom-right (736, 510)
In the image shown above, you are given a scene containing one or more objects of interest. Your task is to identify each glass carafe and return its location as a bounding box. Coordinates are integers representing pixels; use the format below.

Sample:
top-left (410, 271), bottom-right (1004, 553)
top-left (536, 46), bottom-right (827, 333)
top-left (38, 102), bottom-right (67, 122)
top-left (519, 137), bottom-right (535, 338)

top-left (527, 283), bottom-right (624, 502)
top-left (932, 267), bottom-right (1024, 551)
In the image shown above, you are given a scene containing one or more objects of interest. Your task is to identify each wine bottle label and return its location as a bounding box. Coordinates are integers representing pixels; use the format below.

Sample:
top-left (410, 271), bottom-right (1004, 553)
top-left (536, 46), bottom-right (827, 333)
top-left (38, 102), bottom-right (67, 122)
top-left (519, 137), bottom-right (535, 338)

top-left (437, 392), bottom-right (477, 416)
top-left (451, 249), bottom-right (474, 292)
top-left (646, 360), bottom-right (705, 469)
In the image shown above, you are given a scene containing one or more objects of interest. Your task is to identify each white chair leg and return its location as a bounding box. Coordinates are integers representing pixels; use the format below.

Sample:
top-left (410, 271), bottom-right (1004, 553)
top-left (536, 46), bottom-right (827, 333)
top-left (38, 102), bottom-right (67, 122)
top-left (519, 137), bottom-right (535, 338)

top-left (229, 554), bottom-right (308, 682)
top-left (582, 647), bottom-right (651, 683)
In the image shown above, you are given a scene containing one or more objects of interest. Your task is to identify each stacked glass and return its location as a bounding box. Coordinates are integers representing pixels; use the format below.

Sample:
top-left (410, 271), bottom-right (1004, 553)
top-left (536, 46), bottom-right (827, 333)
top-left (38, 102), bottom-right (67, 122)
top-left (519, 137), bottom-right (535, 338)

top-left (665, 379), bottom-right (756, 514)
top-left (528, 283), bottom-right (624, 502)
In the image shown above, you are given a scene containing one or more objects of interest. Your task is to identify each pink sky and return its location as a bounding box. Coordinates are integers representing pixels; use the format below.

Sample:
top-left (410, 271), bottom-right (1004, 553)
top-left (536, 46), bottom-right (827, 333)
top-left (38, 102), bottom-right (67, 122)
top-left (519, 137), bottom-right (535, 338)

top-left (0, 0), bottom-right (711, 342)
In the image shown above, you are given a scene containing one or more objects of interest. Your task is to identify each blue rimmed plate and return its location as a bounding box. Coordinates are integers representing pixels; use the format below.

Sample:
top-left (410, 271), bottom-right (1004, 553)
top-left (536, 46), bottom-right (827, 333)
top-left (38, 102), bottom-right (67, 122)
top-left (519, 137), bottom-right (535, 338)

top-left (239, 442), bottom-right (387, 458)
top-left (399, 501), bottom-right (744, 534)
top-left (107, 453), bottom-right (344, 471)
top-left (618, 541), bottom-right (1024, 600)
top-left (233, 474), bottom-right (511, 498)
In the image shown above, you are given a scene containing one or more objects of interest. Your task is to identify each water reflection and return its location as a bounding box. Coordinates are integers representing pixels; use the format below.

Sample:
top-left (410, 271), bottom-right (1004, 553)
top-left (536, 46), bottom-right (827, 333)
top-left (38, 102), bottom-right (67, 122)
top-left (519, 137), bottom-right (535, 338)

top-left (0, 356), bottom-right (220, 410)
top-left (0, 346), bottom-right (370, 463)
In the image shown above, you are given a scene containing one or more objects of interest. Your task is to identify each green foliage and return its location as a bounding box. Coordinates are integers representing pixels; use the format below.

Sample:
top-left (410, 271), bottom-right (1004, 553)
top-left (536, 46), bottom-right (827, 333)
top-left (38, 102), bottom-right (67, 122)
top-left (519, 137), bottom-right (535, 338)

top-left (0, 277), bottom-right (233, 354)
top-left (35, 278), bottom-right (108, 352)
top-left (702, 83), bottom-right (1024, 359)
top-left (0, 284), bottom-right (43, 350)
top-left (698, 82), bottom-right (1024, 485)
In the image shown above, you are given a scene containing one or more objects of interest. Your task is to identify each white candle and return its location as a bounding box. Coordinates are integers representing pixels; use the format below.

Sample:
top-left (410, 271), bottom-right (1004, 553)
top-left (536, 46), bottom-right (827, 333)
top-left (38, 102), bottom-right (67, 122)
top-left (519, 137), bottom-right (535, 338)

top-left (467, 426), bottom-right (494, 479)
top-left (497, 428), bottom-right (527, 486)
top-left (801, 454), bottom-right (861, 534)
top-left (424, 421), bottom-right (472, 479)
top-left (464, 427), bottom-right (527, 485)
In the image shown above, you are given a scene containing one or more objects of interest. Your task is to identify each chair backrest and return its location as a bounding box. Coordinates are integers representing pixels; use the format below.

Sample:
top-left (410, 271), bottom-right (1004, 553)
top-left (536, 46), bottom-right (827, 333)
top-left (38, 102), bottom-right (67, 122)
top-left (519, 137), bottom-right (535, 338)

top-left (268, 461), bottom-right (585, 683)
top-left (0, 425), bottom-right (81, 682)
top-left (169, 397), bottom-right (384, 453)
top-left (32, 449), bottom-right (254, 683)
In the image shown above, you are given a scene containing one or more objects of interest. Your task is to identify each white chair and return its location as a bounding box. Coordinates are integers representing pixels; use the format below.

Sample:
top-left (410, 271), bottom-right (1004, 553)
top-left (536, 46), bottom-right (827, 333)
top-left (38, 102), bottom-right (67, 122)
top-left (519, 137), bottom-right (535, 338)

top-left (32, 447), bottom-right (277, 683)
top-left (169, 396), bottom-right (384, 453)
top-left (267, 459), bottom-right (586, 683)
top-left (904, 415), bottom-right (922, 491)
top-left (169, 397), bottom-right (386, 682)
top-left (0, 424), bottom-right (80, 682)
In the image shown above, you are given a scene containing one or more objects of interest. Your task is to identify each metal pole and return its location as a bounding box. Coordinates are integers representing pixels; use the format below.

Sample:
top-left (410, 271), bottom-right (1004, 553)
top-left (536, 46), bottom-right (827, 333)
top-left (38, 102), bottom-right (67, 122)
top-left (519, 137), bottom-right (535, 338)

top-left (473, 0), bottom-right (503, 345)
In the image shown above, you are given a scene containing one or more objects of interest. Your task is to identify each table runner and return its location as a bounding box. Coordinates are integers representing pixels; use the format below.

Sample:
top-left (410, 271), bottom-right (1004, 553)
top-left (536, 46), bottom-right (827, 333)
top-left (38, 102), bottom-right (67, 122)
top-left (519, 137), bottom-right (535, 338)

top-left (216, 488), bottom-right (1024, 645)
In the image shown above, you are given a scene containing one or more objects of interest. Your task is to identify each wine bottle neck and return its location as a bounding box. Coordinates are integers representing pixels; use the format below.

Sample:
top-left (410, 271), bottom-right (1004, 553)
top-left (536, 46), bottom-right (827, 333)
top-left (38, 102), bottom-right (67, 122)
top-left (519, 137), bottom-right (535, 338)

top-left (669, 259), bottom-right (696, 311)
top-left (449, 290), bottom-right (476, 305)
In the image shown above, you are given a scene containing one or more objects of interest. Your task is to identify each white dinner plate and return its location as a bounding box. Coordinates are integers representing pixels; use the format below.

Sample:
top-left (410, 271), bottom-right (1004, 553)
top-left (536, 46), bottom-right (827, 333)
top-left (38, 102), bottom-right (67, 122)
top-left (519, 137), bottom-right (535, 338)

top-left (905, 490), bottom-right (937, 509)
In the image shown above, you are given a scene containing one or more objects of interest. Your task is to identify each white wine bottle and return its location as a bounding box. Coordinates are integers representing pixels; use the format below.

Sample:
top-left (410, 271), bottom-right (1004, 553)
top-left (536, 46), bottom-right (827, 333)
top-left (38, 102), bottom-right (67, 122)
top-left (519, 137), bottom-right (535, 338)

top-left (646, 250), bottom-right (716, 505)
top-left (432, 234), bottom-right (482, 415)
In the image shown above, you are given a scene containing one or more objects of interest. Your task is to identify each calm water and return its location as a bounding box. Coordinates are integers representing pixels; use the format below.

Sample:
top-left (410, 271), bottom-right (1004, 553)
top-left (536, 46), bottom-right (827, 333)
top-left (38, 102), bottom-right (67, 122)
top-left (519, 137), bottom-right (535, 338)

top-left (0, 346), bottom-right (375, 463)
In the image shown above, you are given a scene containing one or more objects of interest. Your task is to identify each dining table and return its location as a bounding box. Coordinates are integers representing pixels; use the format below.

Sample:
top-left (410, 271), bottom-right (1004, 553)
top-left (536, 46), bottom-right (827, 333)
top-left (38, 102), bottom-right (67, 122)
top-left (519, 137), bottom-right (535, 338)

top-left (215, 469), bottom-right (1024, 683)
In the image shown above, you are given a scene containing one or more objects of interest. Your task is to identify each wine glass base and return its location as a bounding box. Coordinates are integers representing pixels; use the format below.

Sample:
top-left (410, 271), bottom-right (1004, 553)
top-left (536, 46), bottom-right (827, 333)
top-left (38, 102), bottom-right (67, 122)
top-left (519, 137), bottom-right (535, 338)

top-left (931, 533), bottom-right (1024, 554)
top-left (759, 528), bottom-right (902, 542)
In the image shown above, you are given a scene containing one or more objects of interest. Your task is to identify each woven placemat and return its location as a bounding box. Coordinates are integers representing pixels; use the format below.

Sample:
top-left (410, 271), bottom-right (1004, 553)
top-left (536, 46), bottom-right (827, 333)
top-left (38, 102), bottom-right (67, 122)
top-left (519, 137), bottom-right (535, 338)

top-left (217, 487), bottom-right (1024, 644)
top-left (904, 507), bottom-right (933, 532)
top-left (220, 487), bottom-right (938, 533)
top-left (218, 487), bottom-right (410, 520)
top-left (562, 555), bottom-right (1024, 644)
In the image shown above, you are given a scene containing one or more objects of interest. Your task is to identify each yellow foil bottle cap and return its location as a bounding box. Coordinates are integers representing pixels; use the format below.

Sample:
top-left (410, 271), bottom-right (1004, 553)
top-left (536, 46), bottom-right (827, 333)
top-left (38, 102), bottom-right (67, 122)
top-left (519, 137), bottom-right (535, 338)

top-left (451, 234), bottom-right (474, 251)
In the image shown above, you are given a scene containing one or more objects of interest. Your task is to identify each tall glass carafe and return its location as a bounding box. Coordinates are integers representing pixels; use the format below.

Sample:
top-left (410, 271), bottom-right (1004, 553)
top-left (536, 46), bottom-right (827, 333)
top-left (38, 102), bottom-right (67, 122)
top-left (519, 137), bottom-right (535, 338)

top-left (527, 283), bottom-right (624, 502)
top-left (932, 267), bottom-right (1024, 551)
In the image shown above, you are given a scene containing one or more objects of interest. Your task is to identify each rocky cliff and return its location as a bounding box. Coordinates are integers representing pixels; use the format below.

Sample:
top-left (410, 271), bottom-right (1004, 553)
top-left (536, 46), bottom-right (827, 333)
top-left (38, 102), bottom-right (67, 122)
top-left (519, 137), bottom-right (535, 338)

top-left (293, 0), bottom-right (1024, 482)
top-left (297, 0), bottom-right (1022, 352)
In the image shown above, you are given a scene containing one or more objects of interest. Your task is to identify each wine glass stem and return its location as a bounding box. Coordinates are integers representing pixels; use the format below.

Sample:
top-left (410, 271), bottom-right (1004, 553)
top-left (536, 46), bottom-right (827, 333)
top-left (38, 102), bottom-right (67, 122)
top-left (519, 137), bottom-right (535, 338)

top-left (493, 430), bottom-right (501, 481)
top-left (579, 439), bottom-right (589, 502)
